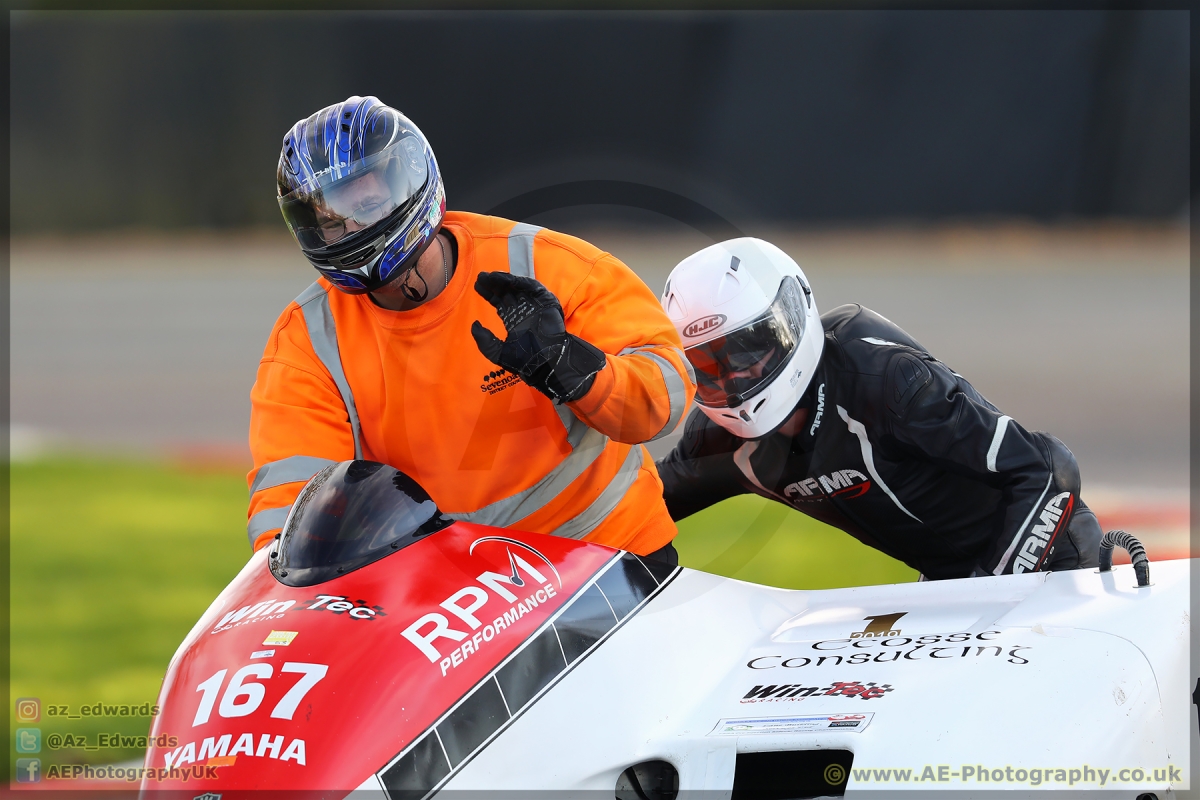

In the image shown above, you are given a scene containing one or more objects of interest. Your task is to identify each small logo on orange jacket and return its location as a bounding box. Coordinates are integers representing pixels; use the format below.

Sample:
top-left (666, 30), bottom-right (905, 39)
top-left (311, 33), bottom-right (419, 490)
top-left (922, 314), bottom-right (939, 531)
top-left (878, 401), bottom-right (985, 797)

top-left (481, 369), bottom-right (521, 395)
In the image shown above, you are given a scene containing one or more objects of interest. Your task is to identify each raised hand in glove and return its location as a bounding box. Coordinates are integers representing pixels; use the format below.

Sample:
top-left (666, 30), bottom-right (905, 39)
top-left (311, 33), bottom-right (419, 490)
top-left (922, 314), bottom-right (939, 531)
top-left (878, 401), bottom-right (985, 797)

top-left (471, 271), bottom-right (607, 404)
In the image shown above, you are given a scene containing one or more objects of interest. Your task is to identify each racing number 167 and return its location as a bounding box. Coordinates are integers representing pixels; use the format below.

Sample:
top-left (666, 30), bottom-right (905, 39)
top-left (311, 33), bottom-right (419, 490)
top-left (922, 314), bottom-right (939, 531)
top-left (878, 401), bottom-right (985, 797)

top-left (192, 663), bottom-right (328, 726)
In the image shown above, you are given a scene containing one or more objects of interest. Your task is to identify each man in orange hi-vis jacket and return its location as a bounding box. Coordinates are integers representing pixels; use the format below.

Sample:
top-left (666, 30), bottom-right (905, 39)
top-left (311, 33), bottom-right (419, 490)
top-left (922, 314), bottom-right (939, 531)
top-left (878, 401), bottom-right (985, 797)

top-left (248, 96), bottom-right (695, 559)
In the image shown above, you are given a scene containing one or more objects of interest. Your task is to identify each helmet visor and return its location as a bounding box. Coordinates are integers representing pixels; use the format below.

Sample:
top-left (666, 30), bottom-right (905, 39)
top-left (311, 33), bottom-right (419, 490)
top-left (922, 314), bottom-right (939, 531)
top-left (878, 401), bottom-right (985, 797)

top-left (684, 276), bottom-right (809, 408)
top-left (278, 136), bottom-right (429, 251)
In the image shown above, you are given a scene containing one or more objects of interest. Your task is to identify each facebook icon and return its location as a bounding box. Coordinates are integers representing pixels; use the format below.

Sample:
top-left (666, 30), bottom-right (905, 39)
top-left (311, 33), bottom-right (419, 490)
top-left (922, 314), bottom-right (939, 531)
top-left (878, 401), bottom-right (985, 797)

top-left (16, 758), bottom-right (41, 783)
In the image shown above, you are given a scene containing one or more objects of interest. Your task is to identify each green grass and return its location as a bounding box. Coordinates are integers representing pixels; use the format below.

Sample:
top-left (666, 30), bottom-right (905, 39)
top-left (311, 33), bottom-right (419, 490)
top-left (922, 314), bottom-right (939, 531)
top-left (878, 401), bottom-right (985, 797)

top-left (10, 456), bottom-right (251, 767)
top-left (674, 493), bottom-right (918, 589)
top-left (9, 456), bottom-right (915, 767)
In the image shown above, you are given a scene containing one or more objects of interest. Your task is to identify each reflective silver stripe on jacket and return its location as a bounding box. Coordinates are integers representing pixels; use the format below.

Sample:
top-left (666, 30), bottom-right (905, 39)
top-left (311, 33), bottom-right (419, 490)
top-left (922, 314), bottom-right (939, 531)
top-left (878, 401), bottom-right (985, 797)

top-left (295, 282), bottom-right (362, 459)
top-left (619, 344), bottom-right (691, 441)
top-left (986, 415), bottom-right (1013, 473)
top-left (553, 404), bottom-right (590, 449)
top-left (732, 440), bottom-right (792, 505)
top-left (836, 405), bottom-right (921, 523)
top-left (445, 427), bottom-right (609, 528)
top-left (507, 223), bottom-right (542, 278)
top-left (992, 473), bottom-right (1053, 575)
top-left (550, 444), bottom-right (645, 540)
top-left (250, 455), bottom-right (339, 495)
top-left (247, 505), bottom-right (291, 546)
top-left (513, 222), bottom-right (588, 447)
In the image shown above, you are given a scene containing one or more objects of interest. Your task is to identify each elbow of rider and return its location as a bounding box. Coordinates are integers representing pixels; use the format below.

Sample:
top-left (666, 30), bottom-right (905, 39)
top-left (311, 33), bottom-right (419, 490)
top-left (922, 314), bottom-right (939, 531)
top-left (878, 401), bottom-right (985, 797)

top-left (1039, 433), bottom-right (1082, 497)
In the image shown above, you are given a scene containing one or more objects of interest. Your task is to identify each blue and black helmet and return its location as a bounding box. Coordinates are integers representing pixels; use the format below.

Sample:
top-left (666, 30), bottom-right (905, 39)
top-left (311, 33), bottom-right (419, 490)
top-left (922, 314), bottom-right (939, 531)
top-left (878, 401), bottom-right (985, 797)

top-left (277, 96), bottom-right (446, 294)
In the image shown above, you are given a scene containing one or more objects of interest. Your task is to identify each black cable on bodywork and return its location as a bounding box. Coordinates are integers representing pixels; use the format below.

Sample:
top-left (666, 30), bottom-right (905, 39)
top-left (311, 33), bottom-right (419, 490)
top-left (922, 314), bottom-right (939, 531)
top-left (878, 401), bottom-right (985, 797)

top-left (1098, 529), bottom-right (1150, 587)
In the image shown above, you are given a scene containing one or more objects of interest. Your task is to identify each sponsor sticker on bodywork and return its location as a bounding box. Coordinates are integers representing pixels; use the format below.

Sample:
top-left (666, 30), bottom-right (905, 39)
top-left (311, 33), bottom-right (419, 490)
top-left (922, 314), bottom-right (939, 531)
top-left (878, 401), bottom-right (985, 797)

top-left (741, 680), bottom-right (893, 702)
top-left (750, 629), bottom-right (1034, 667)
top-left (262, 631), bottom-right (297, 646)
top-left (710, 713), bottom-right (874, 736)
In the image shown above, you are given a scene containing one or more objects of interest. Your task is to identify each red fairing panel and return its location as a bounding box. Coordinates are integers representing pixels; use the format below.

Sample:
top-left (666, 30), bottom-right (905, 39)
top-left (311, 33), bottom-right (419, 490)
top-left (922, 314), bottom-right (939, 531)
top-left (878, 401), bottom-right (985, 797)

top-left (141, 522), bottom-right (619, 795)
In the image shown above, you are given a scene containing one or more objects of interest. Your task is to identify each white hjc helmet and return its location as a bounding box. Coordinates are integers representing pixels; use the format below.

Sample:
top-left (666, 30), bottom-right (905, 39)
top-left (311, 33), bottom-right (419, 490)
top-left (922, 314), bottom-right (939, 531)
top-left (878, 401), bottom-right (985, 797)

top-left (662, 238), bottom-right (823, 439)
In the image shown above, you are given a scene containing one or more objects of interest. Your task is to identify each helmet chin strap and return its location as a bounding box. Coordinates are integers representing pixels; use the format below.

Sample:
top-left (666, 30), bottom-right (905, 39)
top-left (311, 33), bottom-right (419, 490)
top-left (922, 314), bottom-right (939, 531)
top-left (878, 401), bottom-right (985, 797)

top-left (398, 234), bottom-right (451, 303)
top-left (399, 266), bottom-right (430, 302)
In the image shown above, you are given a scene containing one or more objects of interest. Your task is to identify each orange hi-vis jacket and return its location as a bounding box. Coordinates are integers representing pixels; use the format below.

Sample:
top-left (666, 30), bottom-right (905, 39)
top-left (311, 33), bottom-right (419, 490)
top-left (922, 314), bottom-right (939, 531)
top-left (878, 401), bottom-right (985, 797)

top-left (248, 212), bottom-right (696, 555)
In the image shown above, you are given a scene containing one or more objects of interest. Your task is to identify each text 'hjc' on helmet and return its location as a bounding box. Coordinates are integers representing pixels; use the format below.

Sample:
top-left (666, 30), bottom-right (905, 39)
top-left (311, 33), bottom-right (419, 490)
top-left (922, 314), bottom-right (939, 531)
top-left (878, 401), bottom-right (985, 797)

top-left (661, 238), bottom-right (823, 439)
top-left (277, 96), bottom-right (446, 294)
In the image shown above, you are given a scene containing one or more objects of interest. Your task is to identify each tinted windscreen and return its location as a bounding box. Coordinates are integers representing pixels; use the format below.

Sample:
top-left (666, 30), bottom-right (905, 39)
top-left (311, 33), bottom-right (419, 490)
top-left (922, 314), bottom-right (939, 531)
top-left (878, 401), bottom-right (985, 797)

top-left (271, 460), bottom-right (452, 587)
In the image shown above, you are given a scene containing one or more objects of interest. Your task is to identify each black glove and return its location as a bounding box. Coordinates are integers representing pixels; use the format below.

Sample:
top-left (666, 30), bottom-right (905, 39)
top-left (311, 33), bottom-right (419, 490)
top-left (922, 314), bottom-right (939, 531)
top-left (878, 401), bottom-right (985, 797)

top-left (471, 271), bottom-right (607, 404)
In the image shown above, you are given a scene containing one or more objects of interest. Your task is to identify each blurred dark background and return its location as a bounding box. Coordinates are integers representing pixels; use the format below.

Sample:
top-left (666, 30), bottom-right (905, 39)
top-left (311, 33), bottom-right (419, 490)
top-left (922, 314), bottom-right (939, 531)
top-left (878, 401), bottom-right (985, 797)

top-left (9, 9), bottom-right (1191, 508)
top-left (11, 10), bottom-right (1190, 234)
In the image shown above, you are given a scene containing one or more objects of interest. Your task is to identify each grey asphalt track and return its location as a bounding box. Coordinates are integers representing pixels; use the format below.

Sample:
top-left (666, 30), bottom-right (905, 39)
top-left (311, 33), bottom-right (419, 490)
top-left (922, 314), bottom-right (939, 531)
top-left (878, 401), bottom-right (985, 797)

top-left (10, 224), bottom-right (1188, 494)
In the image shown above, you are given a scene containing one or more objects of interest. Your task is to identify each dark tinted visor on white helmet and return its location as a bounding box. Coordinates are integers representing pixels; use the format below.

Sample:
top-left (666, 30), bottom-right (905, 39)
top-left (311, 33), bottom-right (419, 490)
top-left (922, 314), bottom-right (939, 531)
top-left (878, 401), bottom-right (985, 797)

top-left (278, 136), bottom-right (429, 252)
top-left (684, 276), bottom-right (808, 408)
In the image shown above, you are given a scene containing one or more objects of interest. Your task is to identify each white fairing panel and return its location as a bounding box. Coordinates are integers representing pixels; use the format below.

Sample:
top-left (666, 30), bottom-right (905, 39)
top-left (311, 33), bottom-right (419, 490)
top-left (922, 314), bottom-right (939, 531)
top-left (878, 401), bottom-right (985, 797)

top-left (447, 560), bottom-right (1192, 796)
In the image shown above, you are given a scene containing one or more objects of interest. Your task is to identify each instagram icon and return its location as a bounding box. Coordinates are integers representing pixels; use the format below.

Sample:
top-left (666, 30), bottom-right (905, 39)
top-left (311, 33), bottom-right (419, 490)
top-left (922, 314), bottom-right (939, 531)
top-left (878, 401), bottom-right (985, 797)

top-left (15, 698), bottom-right (40, 723)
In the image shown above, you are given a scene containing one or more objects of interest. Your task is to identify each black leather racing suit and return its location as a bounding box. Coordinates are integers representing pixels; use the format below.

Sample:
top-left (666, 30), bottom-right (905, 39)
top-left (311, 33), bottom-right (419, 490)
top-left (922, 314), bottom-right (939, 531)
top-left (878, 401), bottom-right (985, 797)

top-left (657, 304), bottom-right (1101, 580)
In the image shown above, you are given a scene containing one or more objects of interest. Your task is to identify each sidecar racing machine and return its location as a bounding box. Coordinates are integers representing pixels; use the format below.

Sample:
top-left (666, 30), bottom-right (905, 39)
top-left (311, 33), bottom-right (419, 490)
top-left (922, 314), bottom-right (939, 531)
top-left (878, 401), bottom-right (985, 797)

top-left (141, 461), bottom-right (1193, 799)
